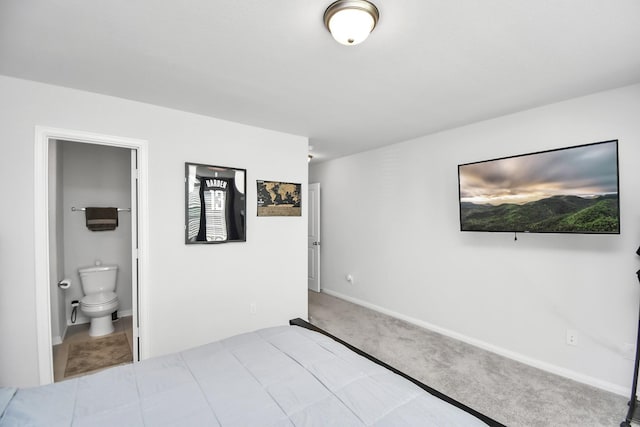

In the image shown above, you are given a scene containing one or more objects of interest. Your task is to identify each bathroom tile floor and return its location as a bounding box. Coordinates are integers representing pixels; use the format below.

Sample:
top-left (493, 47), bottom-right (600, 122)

top-left (53, 315), bottom-right (133, 382)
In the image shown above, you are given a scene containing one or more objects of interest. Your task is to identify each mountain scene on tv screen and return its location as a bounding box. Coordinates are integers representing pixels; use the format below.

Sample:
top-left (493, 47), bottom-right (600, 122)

top-left (458, 141), bottom-right (619, 233)
top-left (460, 194), bottom-right (619, 232)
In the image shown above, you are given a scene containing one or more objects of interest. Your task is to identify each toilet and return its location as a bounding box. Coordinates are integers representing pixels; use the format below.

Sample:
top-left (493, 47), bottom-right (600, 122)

top-left (78, 263), bottom-right (119, 337)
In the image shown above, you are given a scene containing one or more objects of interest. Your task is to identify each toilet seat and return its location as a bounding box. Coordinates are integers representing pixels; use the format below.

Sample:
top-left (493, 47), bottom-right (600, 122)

top-left (81, 291), bottom-right (117, 307)
top-left (80, 292), bottom-right (118, 313)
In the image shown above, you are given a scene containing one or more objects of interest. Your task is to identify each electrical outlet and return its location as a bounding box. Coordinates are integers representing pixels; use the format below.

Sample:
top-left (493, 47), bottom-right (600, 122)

top-left (566, 329), bottom-right (578, 346)
top-left (250, 302), bottom-right (257, 314)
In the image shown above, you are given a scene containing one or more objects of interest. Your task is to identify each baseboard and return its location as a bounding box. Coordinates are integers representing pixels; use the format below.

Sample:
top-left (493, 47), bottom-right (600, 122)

top-left (117, 309), bottom-right (133, 318)
top-left (52, 324), bottom-right (68, 346)
top-left (321, 288), bottom-right (628, 397)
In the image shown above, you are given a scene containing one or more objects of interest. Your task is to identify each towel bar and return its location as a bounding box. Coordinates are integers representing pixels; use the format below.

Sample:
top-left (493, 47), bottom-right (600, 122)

top-left (71, 207), bottom-right (131, 212)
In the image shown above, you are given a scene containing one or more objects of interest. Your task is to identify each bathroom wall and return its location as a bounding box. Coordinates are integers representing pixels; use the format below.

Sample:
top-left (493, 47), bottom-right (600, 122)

top-left (61, 141), bottom-right (132, 325)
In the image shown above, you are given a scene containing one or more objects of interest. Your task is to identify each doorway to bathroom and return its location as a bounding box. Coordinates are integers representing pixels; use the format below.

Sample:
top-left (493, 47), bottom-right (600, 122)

top-left (34, 127), bottom-right (149, 385)
top-left (50, 141), bottom-right (134, 381)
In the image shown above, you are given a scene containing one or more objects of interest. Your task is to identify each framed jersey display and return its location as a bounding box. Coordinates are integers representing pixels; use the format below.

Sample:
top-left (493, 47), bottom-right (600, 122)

top-left (185, 162), bottom-right (246, 243)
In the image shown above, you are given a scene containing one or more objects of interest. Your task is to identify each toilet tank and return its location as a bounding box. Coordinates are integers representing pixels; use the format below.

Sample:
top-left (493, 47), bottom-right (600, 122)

top-left (78, 265), bottom-right (118, 294)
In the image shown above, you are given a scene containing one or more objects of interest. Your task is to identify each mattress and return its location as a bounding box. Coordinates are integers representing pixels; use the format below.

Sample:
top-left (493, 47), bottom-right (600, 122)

top-left (0, 322), bottom-right (500, 426)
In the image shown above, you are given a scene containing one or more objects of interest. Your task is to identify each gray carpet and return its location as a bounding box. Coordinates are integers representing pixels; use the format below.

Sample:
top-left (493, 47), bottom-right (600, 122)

top-left (308, 290), bottom-right (628, 427)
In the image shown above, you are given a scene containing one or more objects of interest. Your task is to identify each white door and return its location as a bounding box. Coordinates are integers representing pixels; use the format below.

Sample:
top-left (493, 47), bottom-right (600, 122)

top-left (130, 150), bottom-right (139, 361)
top-left (308, 183), bottom-right (321, 292)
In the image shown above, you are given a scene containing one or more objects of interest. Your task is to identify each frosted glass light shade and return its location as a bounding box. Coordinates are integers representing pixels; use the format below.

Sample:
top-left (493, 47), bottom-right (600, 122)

top-left (328, 8), bottom-right (374, 45)
top-left (324, 0), bottom-right (379, 46)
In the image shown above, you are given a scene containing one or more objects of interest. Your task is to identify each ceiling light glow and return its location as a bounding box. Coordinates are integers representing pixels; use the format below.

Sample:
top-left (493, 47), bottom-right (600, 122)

top-left (324, 0), bottom-right (379, 46)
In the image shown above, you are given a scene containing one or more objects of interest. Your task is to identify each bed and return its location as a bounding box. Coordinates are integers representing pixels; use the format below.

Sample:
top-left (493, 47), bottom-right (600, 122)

top-left (0, 319), bottom-right (504, 426)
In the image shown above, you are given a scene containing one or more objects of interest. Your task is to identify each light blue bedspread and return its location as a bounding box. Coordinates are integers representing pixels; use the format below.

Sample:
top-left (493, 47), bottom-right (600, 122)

top-left (0, 325), bottom-right (488, 426)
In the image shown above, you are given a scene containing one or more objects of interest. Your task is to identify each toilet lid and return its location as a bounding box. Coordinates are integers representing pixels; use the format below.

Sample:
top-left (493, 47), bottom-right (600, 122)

top-left (81, 291), bottom-right (118, 306)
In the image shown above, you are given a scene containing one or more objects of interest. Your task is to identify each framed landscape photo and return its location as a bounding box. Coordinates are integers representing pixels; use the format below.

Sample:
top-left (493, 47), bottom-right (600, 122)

top-left (257, 180), bottom-right (302, 217)
top-left (185, 162), bottom-right (246, 243)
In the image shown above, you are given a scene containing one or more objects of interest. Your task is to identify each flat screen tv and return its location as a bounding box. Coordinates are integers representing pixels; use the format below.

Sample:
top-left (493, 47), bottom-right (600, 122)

top-left (458, 140), bottom-right (619, 234)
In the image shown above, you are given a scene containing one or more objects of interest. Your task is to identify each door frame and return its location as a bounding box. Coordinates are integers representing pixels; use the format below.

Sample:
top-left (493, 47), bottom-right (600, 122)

top-left (34, 126), bottom-right (149, 385)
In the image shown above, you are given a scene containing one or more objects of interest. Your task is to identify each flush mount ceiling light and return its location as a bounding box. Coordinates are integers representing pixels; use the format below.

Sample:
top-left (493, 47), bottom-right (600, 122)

top-left (323, 0), bottom-right (379, 46)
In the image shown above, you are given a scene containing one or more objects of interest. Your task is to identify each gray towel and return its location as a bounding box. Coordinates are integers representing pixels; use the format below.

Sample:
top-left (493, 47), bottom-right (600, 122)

top-left (85, 207), bottom-right (118, 231)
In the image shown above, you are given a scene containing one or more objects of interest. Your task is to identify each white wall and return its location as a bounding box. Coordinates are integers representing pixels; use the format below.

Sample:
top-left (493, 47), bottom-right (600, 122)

top-left (310, 83), bottom-right (640, 395)
top-left (61, 141), bottom-right (132, 325)
top-left (0, 75), bottom-right (308, 387)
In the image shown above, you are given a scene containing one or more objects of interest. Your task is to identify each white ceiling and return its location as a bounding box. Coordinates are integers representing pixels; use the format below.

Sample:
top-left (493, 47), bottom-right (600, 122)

top-left (1, 0), bottom-right (639, 161)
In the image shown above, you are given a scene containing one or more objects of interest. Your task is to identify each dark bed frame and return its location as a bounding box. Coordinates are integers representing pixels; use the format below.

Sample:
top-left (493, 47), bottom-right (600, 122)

top-left (290, 318), bottom-right (506, 427)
